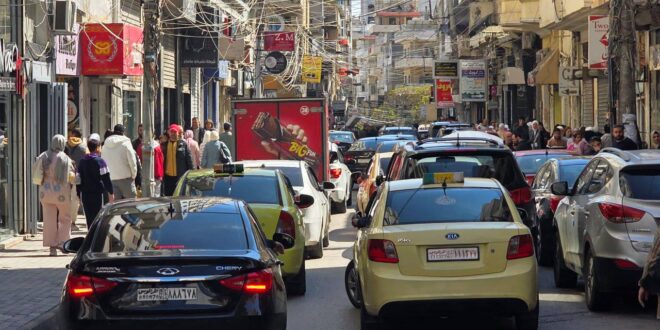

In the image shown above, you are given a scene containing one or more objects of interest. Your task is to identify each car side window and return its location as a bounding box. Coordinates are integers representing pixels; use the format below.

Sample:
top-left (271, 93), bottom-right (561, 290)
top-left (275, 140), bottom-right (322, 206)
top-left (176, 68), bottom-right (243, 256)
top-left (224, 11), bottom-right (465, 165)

top-left (575, 160), bottom-right (599, 195)
top-left (306, 166), bottom-right (320, 190)
top-left (245, 206), bottom-right (269, 250)
top-left (385, 153), bottom-right (400, 179)
top-left (585, 160), bottom-right (611, 194)
top-left (532, 165), bottom-right (548, 189)
top-left (546, 165), bottom-right (556, 188)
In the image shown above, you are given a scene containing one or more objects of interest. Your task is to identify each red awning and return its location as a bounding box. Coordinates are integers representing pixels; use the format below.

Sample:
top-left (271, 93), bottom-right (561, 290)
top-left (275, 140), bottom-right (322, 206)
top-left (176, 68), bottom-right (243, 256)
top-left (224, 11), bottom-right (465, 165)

top-left (376, 11), bottom-right (421, 17)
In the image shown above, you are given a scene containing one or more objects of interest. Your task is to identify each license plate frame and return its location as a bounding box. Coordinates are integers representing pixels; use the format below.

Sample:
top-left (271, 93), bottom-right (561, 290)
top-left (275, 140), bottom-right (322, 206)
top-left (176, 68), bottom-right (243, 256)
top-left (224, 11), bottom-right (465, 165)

top-left (426, 247), bottom-right (479, 262)
top-left (137, 288), bottom-right (198, 302)
top-left (357, 158), bottom-right (370, 164)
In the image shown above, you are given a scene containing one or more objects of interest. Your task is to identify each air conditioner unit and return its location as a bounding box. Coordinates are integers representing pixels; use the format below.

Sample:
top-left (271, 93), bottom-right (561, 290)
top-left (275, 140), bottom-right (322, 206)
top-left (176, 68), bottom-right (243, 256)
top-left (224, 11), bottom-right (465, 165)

top-left (53, 0), bottom-right (77, 35)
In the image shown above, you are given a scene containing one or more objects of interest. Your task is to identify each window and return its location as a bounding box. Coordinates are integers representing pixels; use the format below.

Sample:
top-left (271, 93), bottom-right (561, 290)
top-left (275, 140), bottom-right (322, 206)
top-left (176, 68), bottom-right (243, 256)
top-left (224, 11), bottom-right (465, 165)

top-left (262, 166), bottom-right (304, 187)
top-left (575, 161), bottom-right (599, 195)
top-left (389, 17), bottom-right (396, 25)
top-left (182, 175), bottom-right (281, 205)
top-left (620, 166), bottom-right (660, 200)
top-left (306, 166), bottom-right (321, 189)
top-left (585, 161), bottom-right (611, 194)
top-left (559, 164), bottom-right (588, 188)
top-left (532, 165), bottom-right (549, 190)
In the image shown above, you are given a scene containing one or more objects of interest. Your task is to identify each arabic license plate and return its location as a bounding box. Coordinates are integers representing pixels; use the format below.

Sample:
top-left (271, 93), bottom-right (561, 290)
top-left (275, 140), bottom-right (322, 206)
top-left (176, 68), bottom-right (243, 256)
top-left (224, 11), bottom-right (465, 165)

top-left (137, 288), bottom-right (197, 301)
top-left (427, 247), bottom-right (479, 262)
top-left (357, 158), bottom-right (370, 164)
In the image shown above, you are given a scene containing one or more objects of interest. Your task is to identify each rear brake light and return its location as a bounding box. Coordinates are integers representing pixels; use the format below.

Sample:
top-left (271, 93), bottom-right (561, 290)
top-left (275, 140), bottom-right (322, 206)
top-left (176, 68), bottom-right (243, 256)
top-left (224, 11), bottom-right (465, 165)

top-left (220, 269), bottom-right (273, 294)
top-left (525, 175), bottom-right (535, 186)
top-left (506, 234), bottom-right (534, 260)
top-left (330, 168), bottom-right (342, 179)
top-left (598, 203), bottom-right (646, 223)
top-left (614, 259), bottom-right (638, 270)
top-left (277, 211), bottom-right (296, 240)
top-left (66, 273), bottom-right (117, 298)
top-left (367, 239), bottom-right (399, 263)
top-left (549, 195), bottom-right (563, 213)
top-left (509, 187), bottom-right (532, 205)
top-left (344, 154), bottom-right (354, 162)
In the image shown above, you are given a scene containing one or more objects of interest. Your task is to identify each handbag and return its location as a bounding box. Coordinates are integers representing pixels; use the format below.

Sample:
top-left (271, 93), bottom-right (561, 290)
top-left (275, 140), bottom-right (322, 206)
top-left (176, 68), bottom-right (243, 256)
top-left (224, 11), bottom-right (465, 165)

top-left (31, 155), bottom-right (44, 185)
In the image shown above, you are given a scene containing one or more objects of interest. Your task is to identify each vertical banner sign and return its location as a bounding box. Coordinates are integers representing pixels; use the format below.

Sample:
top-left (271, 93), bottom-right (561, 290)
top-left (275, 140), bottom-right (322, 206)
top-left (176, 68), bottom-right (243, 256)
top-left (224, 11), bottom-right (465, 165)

top-left (459, 60), bottom-right (487, 102)
top-left (217, 60), bottom-right (229, 80)
top-left (302, 55), bottom-right (322, 83)
top-left (588, 15), bottom-right (609, 70)
top-left (264, 32), bottom-right (296, 51)
top-left (435, 79), bottom-right (453, 108)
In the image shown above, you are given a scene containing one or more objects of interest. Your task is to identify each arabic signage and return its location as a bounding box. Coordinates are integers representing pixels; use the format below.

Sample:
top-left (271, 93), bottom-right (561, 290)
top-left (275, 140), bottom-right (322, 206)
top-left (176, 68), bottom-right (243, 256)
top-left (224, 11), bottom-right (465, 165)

top-left (435, 79), bottom-right (453, 108)
top-left (558, 66), bottom-right (580, 96)
top-left (459, 60), bottom-right (487, 102)
top-left (434, 61), bottom-right (458, 78)
top-left (0, 39), bottom-right (20, 93)
top-left (55, 24), bottom-right (79, 75)
top-left (588, 15), bottom-right (609, 70)
top-left (302, 55), bottom-right (322, 83)
top-left (264, 32), bottom-right (295, 52)
top-left (181, 37), bottom-right (218, 67)
top-left (80, 23), bottom-right (143, 76)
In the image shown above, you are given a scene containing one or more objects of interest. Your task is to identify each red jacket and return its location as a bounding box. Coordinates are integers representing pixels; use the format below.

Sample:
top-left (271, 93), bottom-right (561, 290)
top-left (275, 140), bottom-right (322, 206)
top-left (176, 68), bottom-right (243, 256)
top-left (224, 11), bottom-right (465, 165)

top-left (137, 143), bottom-right (164, 180)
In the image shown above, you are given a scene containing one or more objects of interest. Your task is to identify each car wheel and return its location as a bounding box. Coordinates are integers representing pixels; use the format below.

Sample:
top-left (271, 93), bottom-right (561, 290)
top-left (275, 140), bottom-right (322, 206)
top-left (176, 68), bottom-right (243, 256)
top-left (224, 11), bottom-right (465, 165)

top-left (553, 232), bottom-right (577, 288)
top-left (331, 199), bottom-right (347, 214)
top-left (537, 222), bottom-right (555, 267)
top-left (345, 260), bottom-right (362, 308)
top-left (585, 249), bottom-right (610, 311)
top-left (286, 260), bottom-right (306, 296)
top-left (308, 228), bottom-right (324, 259)
top-left (515, 301), bottom-right (539, 330)
top-left (360, 303), bottom-right (380, 330)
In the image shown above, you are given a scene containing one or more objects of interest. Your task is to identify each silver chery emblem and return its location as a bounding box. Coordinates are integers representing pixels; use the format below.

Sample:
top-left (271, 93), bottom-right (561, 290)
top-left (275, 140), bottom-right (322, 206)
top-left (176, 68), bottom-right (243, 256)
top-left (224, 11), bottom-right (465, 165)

top-left (156, 267), bottom-right (180, 276)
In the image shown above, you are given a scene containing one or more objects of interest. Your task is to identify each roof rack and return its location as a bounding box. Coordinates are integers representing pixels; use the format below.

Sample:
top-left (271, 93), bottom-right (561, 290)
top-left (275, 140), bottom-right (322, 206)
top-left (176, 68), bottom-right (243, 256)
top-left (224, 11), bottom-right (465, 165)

top-left (599, 147), bottom-right (633, 161)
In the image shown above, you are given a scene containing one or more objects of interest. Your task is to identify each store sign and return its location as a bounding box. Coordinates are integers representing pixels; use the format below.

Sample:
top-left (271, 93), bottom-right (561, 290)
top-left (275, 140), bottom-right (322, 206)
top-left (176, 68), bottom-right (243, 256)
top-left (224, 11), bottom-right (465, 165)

top-left (80, 23), bottom-right (143, 76)
top-left (181, 37), bottom-right (218, 67)
top-left (435, 79), bottom-right (453, 108)
top-left (302, 55), bottom-right (322, 83)
top-left (55, 24), bottom-right (79, 75)
top-left (459, 60), bottom-right (487, 102)
top-left (0, 39), bottom-right (19, 93)
top-left (434, 61), bottom-right (458, 78)
top-left (217, 60), bottom-right (229, 79)
top-left (588, 15), bottom-right (609, 70)
top-left (264, 51), bottom-right (287, 74)
top-left (558, 66), bottom-right (580, 96)
top-left (264, 32), bottom-right (295, 52)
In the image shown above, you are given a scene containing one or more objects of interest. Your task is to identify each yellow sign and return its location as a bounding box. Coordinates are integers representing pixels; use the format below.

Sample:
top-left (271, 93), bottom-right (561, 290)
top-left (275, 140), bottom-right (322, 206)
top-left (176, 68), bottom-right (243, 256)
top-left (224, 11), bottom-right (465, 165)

top-left (302, 55), bottom-right (322, 83)
top-left (423, 172), bottom-right (465, 185)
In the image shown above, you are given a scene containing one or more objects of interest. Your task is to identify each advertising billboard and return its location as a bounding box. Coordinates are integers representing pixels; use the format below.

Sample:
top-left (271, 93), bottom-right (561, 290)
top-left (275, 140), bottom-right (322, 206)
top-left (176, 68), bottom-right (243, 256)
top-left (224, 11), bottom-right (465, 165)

top-left (459, 60), bottom-right (487, 102)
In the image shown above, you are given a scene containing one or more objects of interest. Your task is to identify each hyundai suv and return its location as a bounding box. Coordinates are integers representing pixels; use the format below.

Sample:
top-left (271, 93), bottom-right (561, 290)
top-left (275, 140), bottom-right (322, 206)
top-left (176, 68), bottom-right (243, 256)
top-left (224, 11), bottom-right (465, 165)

top-left (550, 148), bottom-right (660, 311)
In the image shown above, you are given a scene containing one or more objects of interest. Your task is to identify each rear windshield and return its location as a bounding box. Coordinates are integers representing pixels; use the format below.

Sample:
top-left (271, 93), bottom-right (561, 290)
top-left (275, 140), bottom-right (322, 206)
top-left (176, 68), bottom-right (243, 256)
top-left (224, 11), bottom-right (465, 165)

top-left (559, 164), bottom-right (587, 188)
top-left (381, 128), bottom-right (416, 136)
top-left (90, 213), bottom-right (247, 252)
top-left (620, 167), bottom-right (660, 200)
top-left (262, 166), bottom-right (303, 187)
top-left (410, 153), bottom-right (526, 190)
top-left (350, 140), bottom-right (378, 151)
top-left (517, 154), bottom-right (567, 174)
top-left (377, 141), bottom-right (405, 152)
top-left (384, 188), bottom-right (512, 225)
top-left (330, 132), bottom-right (354, 143)
top-left (181, 175), bottom-right (280, 205)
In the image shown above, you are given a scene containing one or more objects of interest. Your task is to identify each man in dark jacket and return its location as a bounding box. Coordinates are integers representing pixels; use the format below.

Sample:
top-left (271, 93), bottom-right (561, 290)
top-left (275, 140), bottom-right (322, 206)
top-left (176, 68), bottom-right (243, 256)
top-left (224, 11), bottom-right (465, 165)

top-left (65, 128), bottom-right (88, 166)
top-left (161, 124), bottom-right (194, 196)
top-left (513, 132), bottom-right (532, 151)
top-left (611, 124), bottom-right (639, 150)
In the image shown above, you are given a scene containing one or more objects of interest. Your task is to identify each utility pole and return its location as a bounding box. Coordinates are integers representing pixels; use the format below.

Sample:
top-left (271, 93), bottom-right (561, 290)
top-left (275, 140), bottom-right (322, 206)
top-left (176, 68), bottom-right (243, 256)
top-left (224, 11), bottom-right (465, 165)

top-left (608, 0), bottom-right (637, 128)
top-left (141, 0), bottom-right (161, 197)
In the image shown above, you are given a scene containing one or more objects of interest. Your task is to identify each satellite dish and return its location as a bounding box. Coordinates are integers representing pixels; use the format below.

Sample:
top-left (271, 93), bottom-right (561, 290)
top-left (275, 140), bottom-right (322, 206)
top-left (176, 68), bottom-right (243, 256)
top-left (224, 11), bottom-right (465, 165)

top-left (267, 15), bottom-right (285, 32)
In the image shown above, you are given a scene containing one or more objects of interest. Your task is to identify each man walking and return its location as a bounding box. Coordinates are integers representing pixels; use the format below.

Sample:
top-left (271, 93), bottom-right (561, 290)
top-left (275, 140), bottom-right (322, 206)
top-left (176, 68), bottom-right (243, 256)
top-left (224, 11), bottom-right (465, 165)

top-left (102, 124), bottom-right (139, 199)
top-left (190, 117), bottom-right (204, 144)
top-left (219, 122), bottom-right (235, 159)
top-left (162, 124), bottom-right (193, 196)
top-left (611, 124), bottom-right (638, 150)
top-left (64, 128), bottom-right (88, 230)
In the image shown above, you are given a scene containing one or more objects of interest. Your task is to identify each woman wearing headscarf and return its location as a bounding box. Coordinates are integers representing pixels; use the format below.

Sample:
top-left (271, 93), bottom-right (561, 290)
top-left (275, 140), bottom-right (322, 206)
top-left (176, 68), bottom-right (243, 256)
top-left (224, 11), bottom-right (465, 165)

top-left (201, 130), bottom-right (232, 168)
top-left (184, 130), bottom-right (201, 169)
top-left (76, 134), bottom-right (115, 229)
top-left (32, 135), bottom-right (76, 256)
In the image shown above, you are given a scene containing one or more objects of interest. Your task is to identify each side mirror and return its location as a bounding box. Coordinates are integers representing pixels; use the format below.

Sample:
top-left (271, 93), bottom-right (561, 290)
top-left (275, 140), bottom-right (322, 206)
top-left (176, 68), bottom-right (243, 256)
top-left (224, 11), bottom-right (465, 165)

top-left (550, 181), bottom-right (570, 196)
top-left (375, 175), bottom-right (385, 186)
top-left (295, 194), bottom-right (315, 209)
top-left (322, 181), bottom-right (336, 190)
top-left (517, 208), bottom-right (528, 222)
top-left (62, 237), bottom-right (85, 254)
top-left (272, 232), bottom-right (295, 250)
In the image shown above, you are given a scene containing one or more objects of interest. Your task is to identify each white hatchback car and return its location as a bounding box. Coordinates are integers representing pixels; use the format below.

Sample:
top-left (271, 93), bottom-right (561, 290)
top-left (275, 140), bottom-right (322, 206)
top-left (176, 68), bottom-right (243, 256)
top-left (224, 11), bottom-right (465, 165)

top-left (238, 160), bottom-right (334, 259)
top-left (328, 143), bottom-right (352, 214)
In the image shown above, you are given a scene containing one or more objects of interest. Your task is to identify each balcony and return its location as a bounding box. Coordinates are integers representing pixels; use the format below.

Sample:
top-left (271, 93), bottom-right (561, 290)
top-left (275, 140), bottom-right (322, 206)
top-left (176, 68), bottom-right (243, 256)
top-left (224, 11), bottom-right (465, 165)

top-left (366, 24), bottom-right (401, 35)
top-left (395, 57), bottom-right (434, 70)
top-left (539, 0), bottom-right (608, 30)
top-left (499, 0), bottom-right (540, 31)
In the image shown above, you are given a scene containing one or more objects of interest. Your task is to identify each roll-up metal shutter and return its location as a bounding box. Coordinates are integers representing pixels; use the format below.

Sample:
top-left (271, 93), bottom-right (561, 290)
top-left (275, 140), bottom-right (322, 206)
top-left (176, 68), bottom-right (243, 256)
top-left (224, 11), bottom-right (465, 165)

top-left (597, 77), bottom-right (609, 129)
top-left (582, 78), bottom-right (594, 127)
top-left (162, 35), bottom-right (176, 89)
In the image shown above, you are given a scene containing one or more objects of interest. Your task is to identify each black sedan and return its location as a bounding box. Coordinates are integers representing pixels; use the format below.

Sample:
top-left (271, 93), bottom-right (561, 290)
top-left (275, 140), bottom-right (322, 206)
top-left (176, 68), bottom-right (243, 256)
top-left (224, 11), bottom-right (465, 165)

top-left (58, 197), bottom-right (292, 330)
top-left (344, 135), bottom-right (416, 176)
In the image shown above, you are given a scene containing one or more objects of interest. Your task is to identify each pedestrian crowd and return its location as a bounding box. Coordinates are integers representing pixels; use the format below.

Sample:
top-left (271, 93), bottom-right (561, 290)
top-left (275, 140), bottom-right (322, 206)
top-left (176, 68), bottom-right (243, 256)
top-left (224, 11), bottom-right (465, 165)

top-left (30, 117), bottom-right (234, 256)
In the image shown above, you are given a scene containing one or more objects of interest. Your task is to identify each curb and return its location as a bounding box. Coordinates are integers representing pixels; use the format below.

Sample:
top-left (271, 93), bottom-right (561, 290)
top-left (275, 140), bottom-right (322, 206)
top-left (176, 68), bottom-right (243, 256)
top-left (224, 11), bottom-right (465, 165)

top-left (21, 305), bottom-right (58, 330)
top-left (0, 235), bottom-right (29, 250)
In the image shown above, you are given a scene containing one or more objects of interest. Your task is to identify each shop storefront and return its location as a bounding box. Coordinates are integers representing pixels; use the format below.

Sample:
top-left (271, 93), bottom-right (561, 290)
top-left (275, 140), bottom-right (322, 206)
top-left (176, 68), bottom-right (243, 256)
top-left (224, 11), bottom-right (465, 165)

top-left (650, 29), bottom-right (660, 140)
top-left (55, 24), bottom-right (80, 131)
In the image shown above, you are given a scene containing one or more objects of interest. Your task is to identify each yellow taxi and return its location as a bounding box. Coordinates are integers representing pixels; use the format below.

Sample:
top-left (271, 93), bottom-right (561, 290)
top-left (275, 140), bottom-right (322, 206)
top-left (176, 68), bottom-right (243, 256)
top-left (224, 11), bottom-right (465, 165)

top-left (346, 173), bottom-right (539, 330)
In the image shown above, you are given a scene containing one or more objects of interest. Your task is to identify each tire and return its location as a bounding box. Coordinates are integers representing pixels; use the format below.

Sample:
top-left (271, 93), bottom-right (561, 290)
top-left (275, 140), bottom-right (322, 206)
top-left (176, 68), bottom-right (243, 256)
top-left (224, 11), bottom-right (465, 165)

top-left (345, 261), bottom-right (362, 308)
top-left (360, 303), bottom-right (380, 330)
top-left (553, 233), bottom-right (577, 288)
top-left (286, 260), bottom-right (306, 296)
top-left (584, 249), bottom-right (610, 311)
top-left (537, 223), bottom-right (555, 267)
top-left (515, 302), bottom-right (539, 330)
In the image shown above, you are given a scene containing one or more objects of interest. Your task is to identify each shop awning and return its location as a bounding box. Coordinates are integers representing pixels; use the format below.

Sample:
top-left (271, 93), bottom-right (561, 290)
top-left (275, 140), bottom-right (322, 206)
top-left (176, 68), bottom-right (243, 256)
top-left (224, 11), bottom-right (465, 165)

top-left (532, 49), bottom-right (559, 85)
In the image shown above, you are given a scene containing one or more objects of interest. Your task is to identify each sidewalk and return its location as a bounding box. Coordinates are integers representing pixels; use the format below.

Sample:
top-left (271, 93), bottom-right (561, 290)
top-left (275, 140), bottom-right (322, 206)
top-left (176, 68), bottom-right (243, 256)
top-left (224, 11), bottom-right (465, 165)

top-left (0, 216), bottom-right (87, 330)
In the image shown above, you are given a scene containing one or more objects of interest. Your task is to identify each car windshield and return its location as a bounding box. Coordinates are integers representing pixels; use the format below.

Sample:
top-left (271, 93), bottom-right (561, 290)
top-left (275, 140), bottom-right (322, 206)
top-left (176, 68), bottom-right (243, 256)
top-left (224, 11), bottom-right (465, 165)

top-left (330, 132), bottom-right (354, 143)
top-left (381, 128), bottom-right (416, 136)
top-left (384, 188), bottom-right (512, 225)
top-left (261, 166), bottom-right (303, 187)
top-left (559, 164), bottom-right (587, 188)
top-left (411, 153), bottom-right (526, 190)
top-left (90, 212), bottom-right (248, 253)
top-left (619, 167), bottom-right (660, 200)
top-left (182, 175), bottom-right (280, 205)
top-left (517, 154), bottom-right (567, 174)
top-left (377, 141), bottom-right (406, 152)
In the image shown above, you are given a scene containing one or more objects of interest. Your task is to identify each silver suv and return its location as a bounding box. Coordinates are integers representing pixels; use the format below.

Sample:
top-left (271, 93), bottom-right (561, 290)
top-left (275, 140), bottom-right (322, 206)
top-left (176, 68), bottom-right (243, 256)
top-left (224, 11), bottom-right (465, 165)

top-left (550, 148), bottom-right (660, 311)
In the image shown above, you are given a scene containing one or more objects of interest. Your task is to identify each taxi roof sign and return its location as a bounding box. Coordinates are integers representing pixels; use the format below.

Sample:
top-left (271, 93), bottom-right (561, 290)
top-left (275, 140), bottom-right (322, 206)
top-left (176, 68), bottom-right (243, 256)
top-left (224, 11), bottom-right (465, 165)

top-left (213, 163), bottom-right (244, 174)
top-left (423, 172), bottom-right (465, 185)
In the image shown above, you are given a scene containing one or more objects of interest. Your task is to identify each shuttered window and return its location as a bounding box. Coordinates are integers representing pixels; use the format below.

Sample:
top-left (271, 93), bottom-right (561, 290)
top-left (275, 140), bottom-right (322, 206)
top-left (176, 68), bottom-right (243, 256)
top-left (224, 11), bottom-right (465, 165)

top-left (582, 78), bottom-right (594, 127)
top-left (162, 35), bottom-right (176, 89)
top-left (597, 77), bottom-right (609, 129)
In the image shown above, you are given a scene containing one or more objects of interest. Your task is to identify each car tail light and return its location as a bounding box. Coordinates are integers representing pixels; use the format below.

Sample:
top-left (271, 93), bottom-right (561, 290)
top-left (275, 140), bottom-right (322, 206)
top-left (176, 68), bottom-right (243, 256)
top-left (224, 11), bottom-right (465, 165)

top-left (598, 203), bottom-right (646, 223)
top-left (220, 269), bottom-right (273, 294)
top-left (614, 259), bottom-right (639, 270)
top-left (525, 175), bottom-right (535, 186)
top-left (510, 187), bottom-right (532, 205)
top-left (330, 168), bottom-right (342, 179)
top-left (549, 195), bottom-right (563, 213)
top-left (506, 234), bottom-right (535, 260)
top-left (367, 239), bottom-right (399, 263)
top-left (276, 211), bottom-right (296, 239)
top-left (344, 154), bottom-right (354, 162)
top-left (66, 273), bottom-right (117, 298)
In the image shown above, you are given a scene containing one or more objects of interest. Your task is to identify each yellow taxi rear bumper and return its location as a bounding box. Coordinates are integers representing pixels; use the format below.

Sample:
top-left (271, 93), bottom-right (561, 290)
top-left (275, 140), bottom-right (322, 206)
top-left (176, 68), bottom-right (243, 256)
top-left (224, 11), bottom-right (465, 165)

top-left (361, 257), bottom-right (538, 317)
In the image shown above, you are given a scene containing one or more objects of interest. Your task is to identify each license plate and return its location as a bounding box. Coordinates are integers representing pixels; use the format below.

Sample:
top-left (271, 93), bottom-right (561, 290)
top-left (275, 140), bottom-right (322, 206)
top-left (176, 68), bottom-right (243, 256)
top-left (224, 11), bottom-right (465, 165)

top-left (357, 158), bottom-right (370, 164)
top-left (427, 247), bottom-right (479, 262)
top-left (137, 288), bottom-right (197, 301)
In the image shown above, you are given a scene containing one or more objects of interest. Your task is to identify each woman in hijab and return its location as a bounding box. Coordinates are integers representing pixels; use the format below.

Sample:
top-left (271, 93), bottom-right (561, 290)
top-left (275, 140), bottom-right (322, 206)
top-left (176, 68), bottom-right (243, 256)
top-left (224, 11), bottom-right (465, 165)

top-left (184, 130), bottom-right (201, 169)
top-left (77, 134), bottom-right (115, 229)
top-left (32, 135), bottom-right (76, 256)
top-left (200, 130), bottom-right (233, 168)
